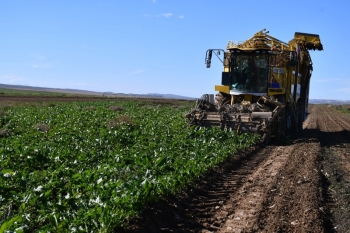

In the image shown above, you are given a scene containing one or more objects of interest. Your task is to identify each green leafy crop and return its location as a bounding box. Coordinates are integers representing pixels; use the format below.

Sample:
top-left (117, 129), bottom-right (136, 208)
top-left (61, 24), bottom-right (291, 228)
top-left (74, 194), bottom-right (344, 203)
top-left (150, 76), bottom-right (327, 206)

top-left (0, 100), bottom-right (259, 232)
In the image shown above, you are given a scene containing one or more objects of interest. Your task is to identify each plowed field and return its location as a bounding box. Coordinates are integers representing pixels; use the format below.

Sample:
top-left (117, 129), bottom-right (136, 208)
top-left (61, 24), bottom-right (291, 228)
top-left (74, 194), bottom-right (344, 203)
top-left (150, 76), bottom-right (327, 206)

top-left (124, 104), bottom-right (350, 233)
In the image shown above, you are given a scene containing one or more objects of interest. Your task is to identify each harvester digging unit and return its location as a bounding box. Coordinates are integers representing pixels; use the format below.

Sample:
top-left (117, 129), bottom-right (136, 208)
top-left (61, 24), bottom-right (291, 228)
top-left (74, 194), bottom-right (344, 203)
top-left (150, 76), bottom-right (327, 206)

top-left (185, 29), bottom-right (323, 144)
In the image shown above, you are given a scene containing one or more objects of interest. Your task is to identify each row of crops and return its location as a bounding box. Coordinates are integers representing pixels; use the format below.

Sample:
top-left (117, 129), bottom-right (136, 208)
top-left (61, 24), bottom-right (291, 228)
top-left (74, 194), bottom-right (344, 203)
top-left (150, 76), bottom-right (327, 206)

top-left (0, 99), bottom-right (259, 232)
top-left (0, 88), bottom-right (82, 97)
top-left (335, 105), bottom-right (350, 114)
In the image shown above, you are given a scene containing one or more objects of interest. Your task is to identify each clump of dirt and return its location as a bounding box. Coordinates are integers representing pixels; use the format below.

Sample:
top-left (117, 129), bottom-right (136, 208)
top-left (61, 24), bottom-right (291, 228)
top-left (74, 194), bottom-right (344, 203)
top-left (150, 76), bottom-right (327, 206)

top-left (107, 115), bottom-right (134, 129)
top-left (84, 106), bottom-right (96, 111)
top-left (35, 123), bottom-right (50, 133)
top-left (109, 106), bottom-right (124, 111)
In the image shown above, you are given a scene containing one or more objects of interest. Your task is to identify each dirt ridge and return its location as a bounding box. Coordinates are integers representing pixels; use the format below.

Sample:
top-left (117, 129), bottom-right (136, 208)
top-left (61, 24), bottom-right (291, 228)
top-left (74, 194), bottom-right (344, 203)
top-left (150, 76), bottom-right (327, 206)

top-left (124, 104), bottom-right (350, 232)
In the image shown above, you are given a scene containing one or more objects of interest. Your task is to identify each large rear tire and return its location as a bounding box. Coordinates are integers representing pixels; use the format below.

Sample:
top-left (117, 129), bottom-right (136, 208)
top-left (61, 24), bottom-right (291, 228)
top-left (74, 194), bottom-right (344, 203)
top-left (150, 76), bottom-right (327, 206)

top-left (286, 104), bottom-right (298, 134)
top-left (297, 100), bottom-right (305, 132)
top-left (275, 117), bottom-right (286, 141)
top-left (262, 131), bottom-right (271, 145)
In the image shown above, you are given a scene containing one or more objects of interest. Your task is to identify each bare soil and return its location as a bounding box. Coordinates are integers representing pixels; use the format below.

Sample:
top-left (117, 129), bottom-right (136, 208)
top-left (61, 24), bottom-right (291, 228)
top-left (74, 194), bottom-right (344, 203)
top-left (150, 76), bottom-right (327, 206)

top-left (123, 104), bottom-right (350, 233)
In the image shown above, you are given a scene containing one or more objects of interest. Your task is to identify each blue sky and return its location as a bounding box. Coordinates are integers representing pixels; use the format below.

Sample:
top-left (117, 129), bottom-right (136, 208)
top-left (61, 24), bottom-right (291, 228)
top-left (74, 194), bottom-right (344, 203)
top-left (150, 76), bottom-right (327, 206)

top-left (0, 0), bottom-right (349, 100)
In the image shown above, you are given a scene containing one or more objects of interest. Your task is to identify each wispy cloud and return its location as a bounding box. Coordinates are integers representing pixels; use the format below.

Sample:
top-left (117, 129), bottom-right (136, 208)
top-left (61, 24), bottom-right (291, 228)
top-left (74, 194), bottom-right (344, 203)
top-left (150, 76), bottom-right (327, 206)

top-left (333, 86), bottom-right (350, 94)
top-left (31, 63), bottom-right (54, 69)
top-left (144, 12), bottom-right (183, 19)
top-left (154, 13), bottom-right (173, 18)
top-left (30, 54), bottom-right (46, 60)
top-left (29, 53), bottom-right (54, 69)
top-left (129, 69), bottom-right (145, 75)
top-left (0, 74), bottom-right (24, 84)
top-left (161, 13), bottom-right (172, 18)
top-left (315, 78), bottom-right (342, 83)
top-left (152, 0), bottom-right (156, 2)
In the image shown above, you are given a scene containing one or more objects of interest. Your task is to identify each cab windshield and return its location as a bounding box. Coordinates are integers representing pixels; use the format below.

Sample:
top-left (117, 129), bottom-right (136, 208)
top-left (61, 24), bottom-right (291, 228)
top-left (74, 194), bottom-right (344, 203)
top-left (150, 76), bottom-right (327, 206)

top-left (230, 53), bottom-right (269, 93)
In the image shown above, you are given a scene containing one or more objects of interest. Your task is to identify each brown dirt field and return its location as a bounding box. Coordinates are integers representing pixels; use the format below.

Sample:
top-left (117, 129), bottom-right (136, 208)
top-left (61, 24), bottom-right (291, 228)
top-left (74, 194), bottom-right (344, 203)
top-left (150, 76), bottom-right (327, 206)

top-left (122, 104), bottom-right (350, 233)
top-left (0, 95), bottom-right (191, 105)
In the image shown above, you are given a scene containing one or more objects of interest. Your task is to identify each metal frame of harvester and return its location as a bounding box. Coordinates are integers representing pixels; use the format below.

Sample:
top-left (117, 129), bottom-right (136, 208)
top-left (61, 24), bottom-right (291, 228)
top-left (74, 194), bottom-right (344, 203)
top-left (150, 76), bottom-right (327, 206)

top-left (185, 29), bottom-right (323, 144)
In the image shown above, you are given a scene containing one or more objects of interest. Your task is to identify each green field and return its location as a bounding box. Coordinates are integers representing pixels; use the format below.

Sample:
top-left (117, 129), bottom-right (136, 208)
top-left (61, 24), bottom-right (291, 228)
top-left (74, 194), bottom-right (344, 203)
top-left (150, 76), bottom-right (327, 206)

top-left (0, 98), bottom-right (259, 232)
top-left (335, 105), bottom-right (350, 114)
top-left (0, 88), bottom-right (101, 97)
top-left (0, 88), bottom-right (73, 97)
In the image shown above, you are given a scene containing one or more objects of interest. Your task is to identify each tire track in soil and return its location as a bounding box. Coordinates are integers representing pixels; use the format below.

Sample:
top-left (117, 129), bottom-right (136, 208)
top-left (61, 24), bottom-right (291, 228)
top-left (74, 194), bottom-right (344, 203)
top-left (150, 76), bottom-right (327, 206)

top-left (215, 145), bottom-right (292, 232)
top-left (313, 105), bottom-right (350, 232)
top-left (315, 105), bottom-right (350, 174)
top-left (124, 105), bottom-right (337, 233)
top-left (123, 146), bottom-right (270, 232)
top-left (124, 145), bottom-right (306, 232)
top-left (255, 105), bottom-right (342, 233)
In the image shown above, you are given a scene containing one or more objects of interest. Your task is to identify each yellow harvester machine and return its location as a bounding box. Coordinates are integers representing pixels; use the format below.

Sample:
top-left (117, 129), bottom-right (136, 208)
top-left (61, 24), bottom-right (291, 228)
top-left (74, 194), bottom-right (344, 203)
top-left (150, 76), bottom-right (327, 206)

top-left (185, 29), bottom-right (323, 144)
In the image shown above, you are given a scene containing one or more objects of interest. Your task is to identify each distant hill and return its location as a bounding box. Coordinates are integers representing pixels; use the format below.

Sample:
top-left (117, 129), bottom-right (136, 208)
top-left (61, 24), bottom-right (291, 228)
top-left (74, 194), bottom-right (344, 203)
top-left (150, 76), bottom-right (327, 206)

top-left (1, 84), bottom-right (348, 103)
top-left (0, 83), bottom-right (101, 95)
top-left (156, 93), bottom-right (196, 100)
top-left (309, 99), bottom-right (350, 105)
top-left (0, 83), bottom-right (196, 100)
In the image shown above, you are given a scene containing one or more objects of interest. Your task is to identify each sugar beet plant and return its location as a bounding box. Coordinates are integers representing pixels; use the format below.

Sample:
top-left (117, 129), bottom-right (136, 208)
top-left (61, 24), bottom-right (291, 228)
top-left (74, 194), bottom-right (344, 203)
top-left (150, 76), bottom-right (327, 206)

top-left (0, 100), bottom-right (259, 232)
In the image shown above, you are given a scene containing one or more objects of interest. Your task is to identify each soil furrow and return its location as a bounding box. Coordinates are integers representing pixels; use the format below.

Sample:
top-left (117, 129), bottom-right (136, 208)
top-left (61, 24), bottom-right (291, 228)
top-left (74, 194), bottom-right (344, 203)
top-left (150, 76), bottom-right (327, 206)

top-left (124, 104), bottom-right (345, 233)
top-left (123, 104), bottom-right (350, 232)
top-left (216, 145), bottom-right (292, 232)
top-left (123, 146), bottom-right (274, 232)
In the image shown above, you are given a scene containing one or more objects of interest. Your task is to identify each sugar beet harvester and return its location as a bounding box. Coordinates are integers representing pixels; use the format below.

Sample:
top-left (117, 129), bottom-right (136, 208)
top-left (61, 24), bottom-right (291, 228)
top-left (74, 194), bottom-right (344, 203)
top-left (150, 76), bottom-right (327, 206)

top-left (185, 29), bottom-right (323, 144)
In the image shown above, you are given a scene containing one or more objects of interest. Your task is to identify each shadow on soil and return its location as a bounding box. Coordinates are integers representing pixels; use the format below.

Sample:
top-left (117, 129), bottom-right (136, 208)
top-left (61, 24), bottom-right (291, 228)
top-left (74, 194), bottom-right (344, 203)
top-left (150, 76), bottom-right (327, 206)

top-left (297, 128), bottom-right (350, 232)
top-left (121, 128), bottom-right (350, 232)
top-left (120, 145), bottom-right (268, 233)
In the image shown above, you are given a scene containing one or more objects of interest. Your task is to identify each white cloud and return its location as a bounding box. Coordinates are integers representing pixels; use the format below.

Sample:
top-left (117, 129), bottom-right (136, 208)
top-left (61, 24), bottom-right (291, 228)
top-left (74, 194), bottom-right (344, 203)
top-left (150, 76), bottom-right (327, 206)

top-left (0, 74), bottom-right (25, 84)
top-left (315, 78), bottom-right (343, 83)
top-left (31, 63), bottom-right (54, 69)
top-left (147, 13), bottom-right (182, 18)
top-left (333, 86), bottom-right (350, 94)
top-left (161, 13), bottom-right (173, 18)
top-left (29, 53), bottom-right (54, 69)
top-left (30, 53), bottom-right (46, 61)
top-left (129, 69), bottom-right (145, 75)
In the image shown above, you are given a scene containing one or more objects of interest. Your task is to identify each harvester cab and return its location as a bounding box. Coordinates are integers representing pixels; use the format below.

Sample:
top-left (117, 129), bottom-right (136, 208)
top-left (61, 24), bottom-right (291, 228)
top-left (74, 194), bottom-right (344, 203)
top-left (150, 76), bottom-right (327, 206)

top-left (186, 29), bottom-right (323, 144)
